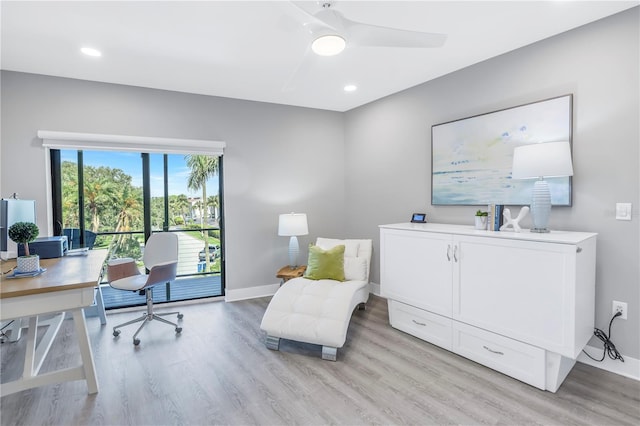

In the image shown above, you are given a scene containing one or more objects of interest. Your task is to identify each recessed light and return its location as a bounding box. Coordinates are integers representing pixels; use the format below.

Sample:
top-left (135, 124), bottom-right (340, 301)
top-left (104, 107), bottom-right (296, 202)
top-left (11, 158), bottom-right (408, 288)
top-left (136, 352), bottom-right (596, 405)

top-left (311, 35), bottom-right (346, 56)
top-left (81, 47), bottom-right (102, 57)
top-left (344, 84), bottom-right (357, 92)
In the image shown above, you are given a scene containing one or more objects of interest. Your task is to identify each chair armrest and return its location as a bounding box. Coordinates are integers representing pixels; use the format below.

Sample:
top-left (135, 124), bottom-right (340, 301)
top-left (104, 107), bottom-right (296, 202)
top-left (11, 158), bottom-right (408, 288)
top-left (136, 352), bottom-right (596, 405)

top-left (107, 258), bottom-right (140, 281)
top-left (143, 261), bottom-right (178, 288)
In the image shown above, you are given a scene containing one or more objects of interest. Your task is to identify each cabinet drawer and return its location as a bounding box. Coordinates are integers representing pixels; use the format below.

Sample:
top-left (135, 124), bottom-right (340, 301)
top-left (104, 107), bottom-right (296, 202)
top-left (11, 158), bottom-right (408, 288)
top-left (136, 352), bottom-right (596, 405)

top-left (388, 300), bottom-right (452, 351)
top-left (452, 321), bottom-right (545, 389)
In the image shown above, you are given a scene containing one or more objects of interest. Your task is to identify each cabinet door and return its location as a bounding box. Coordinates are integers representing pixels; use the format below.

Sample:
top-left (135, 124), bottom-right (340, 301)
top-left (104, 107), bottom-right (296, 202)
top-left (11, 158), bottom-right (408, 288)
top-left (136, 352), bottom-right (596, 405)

top-left (381, 229), bottom-right (453, 316)
top-left (453, 235), bottom-right (576, 357)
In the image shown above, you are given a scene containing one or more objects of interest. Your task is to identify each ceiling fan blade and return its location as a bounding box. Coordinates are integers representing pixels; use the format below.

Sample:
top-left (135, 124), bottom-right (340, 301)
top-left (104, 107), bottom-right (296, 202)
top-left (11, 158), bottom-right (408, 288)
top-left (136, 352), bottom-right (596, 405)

top-left (281, 1), bottom-right (339, 36)
top-left (344, 18), bottom-right (446, 48)
top-left (282, 46), bottom-right (318, 92)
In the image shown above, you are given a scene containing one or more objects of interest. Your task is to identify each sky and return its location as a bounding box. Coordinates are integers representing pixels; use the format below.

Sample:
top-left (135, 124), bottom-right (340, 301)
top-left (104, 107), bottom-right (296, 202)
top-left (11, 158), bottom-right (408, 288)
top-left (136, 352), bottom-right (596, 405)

top-left (60, 150), bottom-right (220, 198)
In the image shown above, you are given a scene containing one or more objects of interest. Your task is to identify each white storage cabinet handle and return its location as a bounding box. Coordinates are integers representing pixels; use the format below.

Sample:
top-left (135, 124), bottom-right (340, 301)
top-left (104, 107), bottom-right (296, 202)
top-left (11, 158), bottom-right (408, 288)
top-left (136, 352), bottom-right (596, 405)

top-left (446, 245), bottom-right (451, 261)
top-left (483, 345), bottom-right (504, 356)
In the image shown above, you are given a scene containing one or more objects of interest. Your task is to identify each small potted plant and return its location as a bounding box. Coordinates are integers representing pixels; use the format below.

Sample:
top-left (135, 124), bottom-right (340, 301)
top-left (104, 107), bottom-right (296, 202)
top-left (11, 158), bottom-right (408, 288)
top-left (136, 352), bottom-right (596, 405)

top-left (474, 210), bottom-right (488, 230)
top-left (8, 221), bottom-right (40, 273)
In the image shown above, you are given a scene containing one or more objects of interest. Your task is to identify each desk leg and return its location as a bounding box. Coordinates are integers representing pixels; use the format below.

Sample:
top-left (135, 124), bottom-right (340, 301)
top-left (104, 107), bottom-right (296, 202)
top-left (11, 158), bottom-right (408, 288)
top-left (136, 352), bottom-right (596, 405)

top-left (95, 285), bottom-right (107, 325)
top-left (1, 318), bottom-right (23, 342)
top-left (22, 316), bottom-right (38, 378)
top-left (71, 309), bottom-right (99, 394)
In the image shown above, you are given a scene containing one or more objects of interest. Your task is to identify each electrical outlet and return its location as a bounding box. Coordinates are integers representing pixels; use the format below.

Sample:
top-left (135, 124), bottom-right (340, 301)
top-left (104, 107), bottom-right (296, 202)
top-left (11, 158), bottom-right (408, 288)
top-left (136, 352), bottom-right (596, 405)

top-left (612, 300), bottom-right (627, 320)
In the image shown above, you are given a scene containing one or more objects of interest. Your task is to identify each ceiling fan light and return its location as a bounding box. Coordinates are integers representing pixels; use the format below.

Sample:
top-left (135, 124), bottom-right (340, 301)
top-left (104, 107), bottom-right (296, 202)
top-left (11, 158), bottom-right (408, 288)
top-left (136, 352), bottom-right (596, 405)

top-left (312, 35), bottom-right (346, 56)
top-left (81, 47), bottom-right (102, 57)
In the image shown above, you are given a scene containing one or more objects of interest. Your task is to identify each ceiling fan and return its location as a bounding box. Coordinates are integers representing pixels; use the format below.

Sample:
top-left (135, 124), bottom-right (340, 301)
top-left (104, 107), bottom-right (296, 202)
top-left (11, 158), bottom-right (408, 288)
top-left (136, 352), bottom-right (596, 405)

top-left (282, 1), bottom-right (447, 90)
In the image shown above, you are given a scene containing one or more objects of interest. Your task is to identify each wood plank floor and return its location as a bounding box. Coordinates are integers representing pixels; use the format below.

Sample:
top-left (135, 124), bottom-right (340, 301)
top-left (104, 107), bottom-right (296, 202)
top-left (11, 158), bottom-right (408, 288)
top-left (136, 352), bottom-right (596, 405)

top-left (1, 295), bottom-right (639, 426)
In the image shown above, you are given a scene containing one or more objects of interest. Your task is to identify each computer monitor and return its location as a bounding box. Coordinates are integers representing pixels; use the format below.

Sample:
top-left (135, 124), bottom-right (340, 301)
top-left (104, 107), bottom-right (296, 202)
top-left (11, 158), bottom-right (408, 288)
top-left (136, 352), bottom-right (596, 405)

top-left (0, 199), bottom-right (36, 258)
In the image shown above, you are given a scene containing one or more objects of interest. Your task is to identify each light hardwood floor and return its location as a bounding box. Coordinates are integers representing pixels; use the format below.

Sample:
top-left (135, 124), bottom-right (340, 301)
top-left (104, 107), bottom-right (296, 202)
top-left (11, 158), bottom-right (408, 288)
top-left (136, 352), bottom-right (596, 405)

top-left (1, 295), bottom-right (639, 425)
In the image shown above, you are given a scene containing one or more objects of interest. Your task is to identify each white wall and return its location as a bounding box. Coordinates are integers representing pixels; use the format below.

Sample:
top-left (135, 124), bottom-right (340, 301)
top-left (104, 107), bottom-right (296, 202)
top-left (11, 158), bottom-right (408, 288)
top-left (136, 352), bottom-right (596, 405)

top-left (345, 8), bottom-right (639, 359)
top-left (0, 72), bottom-right (346, 293)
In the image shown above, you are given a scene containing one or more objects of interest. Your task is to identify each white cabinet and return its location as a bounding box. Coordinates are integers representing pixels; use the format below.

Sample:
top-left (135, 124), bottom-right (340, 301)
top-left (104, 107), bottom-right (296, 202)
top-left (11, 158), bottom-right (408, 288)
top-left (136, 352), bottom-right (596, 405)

top-left (381, 230), bottom-right (452, 317)
top-left (380, 223), bottom-right (597, 392)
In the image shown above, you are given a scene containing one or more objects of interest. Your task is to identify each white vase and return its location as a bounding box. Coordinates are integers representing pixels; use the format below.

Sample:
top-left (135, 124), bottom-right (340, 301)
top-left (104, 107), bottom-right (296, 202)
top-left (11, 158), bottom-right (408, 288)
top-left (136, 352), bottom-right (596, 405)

top-left (16, 255), bottom-right (40, 273)
top-left (474, 216), bottom-right (487, 230)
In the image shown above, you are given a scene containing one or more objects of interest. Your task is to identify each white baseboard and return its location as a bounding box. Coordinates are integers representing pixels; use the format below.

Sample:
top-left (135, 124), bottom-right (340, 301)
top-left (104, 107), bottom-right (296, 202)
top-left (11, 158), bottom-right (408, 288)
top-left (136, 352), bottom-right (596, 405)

top-left (225, 283), bottom-right (280, 302)
top-left (577, 345), bottom-right (640, 381)
top-left (369, 281), bottom-right (380, 296)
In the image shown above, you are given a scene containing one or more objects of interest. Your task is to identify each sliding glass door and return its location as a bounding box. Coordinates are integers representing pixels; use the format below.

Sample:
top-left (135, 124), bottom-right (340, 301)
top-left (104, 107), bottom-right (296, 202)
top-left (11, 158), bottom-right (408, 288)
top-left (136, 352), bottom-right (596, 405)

top-left (51, 149), bottom-right (224, 308)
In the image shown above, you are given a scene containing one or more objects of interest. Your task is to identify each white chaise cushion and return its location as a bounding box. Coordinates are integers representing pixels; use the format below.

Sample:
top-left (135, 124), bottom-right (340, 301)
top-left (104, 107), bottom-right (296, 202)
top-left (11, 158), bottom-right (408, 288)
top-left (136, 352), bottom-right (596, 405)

top-left (316, 237), bottom-right (359, 258)
top-left (315, 238), bottom-right (372, 282)
top-left (260, 277), bottom-right (369, 348)
top-left (344, 257), bottom-right (368, 282)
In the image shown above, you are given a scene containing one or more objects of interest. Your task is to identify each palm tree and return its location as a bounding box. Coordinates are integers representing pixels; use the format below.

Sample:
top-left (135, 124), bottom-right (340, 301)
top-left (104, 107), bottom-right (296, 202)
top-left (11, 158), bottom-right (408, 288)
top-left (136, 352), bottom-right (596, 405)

top-left (186, 155), bottom-right (219, 271)
top-left (176, 194), bottom-right (190, 224)
top-left (61, 161), bottom-right (80, 228)
top-left (207, 195), bottom-right (219, 223)
top-left (83, 168), bottom-right (120, 233)
top-left (108, 181), bottom-right (143, 260)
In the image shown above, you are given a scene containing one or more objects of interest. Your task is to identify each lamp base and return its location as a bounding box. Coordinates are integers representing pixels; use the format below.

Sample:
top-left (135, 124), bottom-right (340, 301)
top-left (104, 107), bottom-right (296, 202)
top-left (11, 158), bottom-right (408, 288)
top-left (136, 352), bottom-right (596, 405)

top-left (530, 227), bottom-right (550, 233)
top-left (530, 179), bottom-right (552, 233)
top-left (288, 236), bottom-right (300, 268)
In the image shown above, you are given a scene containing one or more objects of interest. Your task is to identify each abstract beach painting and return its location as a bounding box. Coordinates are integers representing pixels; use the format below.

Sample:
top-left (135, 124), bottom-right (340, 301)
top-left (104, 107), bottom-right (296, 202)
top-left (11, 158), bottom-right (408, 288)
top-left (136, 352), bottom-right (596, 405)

top-left (431, 95), bottom-right (572, 206)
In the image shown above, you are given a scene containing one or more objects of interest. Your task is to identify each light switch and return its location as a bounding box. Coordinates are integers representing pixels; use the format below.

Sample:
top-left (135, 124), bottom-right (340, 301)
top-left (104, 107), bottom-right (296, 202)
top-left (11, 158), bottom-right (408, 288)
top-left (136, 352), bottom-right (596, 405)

top-left (616, 203), bottom-right (632, 221)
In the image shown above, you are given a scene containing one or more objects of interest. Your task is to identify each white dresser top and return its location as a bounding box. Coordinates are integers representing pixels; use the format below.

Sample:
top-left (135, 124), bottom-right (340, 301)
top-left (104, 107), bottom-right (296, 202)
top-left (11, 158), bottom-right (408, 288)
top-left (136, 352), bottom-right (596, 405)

top-left (379, 223), bottom-right (597, 245)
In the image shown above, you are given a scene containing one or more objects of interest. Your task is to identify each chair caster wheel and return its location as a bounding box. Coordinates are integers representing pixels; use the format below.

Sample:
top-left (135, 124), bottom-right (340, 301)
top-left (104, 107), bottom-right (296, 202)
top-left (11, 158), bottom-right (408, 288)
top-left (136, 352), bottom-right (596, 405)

top-left (175, 327), bottom-right (182, 334)
top-left (113, 330), bottom-right (121, 337)
top-left (133, 338), bottom-right (141, 346)
top-left (177, 313), bottom-right (184, 320)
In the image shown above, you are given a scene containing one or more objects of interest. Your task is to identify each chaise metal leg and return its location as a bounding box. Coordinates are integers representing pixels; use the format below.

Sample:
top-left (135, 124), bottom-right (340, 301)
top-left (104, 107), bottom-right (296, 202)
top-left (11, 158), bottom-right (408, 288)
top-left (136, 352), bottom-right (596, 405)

top-left (265, 335), bottom-right (280, 351)
top-left (322, 346), bottom-right (337, 361)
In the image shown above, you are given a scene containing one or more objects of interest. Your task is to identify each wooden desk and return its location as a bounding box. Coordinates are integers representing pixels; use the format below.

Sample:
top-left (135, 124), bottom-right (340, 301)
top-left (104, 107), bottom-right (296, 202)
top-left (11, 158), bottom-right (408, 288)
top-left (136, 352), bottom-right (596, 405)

top-left (0, 250), bottom-right (107, 396)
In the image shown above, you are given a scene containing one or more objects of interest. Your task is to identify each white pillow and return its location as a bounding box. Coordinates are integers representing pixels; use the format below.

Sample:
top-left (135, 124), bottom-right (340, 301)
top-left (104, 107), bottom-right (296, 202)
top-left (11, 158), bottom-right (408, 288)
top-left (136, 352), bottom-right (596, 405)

top-left (315, 238), bottom-right (359, 258)
top-left (344, 256), bottom-right (368, 282)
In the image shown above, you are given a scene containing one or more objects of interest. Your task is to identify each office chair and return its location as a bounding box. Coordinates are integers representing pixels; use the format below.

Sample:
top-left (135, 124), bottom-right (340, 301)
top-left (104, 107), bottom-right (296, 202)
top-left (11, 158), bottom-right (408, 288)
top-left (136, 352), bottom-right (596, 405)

top-left (107, 232), bottom-right (183, 345)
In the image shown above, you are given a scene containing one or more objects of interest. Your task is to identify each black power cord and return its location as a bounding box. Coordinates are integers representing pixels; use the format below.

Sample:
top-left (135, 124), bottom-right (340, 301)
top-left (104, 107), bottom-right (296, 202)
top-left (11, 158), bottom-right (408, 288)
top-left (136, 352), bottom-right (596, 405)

top-left (582, 311), bottom-right (625, 363)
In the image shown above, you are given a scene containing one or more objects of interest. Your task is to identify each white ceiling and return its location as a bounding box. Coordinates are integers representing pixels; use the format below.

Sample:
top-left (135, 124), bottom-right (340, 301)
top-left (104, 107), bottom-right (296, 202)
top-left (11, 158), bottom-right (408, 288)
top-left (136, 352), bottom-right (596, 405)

top-left (1, 1), bottom-right (638, 112)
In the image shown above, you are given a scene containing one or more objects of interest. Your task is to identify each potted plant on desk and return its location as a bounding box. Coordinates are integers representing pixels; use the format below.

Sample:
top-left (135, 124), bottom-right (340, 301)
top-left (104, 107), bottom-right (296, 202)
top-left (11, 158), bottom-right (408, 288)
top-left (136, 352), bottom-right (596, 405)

top-left (8, 221), bottom-right (40, 273)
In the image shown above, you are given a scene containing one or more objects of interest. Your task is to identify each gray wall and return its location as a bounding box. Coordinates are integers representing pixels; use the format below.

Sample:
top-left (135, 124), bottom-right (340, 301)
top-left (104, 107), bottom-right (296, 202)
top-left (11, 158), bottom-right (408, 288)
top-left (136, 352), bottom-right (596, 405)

top-left (0, 72), bottom-right (346, 292)
top-left (345, 8), bottom-right (639, 358)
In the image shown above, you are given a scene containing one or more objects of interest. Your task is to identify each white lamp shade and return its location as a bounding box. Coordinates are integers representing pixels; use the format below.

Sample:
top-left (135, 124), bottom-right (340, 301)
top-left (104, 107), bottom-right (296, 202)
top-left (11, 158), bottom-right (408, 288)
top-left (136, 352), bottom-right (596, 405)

top-left (512, 141), bottom-right (574, 179)
top-left (278, 213), bottom-right (309, 236)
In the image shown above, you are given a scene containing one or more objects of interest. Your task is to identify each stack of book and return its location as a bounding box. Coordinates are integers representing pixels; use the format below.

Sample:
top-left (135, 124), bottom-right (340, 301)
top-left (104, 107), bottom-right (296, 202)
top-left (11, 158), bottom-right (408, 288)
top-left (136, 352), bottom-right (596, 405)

top-left (487, 204), bottom-right (504, 231)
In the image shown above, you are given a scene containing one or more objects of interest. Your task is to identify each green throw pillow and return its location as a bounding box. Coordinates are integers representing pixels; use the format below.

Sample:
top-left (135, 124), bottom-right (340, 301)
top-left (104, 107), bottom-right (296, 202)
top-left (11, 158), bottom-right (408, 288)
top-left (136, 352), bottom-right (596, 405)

top-left (304, 244), bottom-right (345, 281)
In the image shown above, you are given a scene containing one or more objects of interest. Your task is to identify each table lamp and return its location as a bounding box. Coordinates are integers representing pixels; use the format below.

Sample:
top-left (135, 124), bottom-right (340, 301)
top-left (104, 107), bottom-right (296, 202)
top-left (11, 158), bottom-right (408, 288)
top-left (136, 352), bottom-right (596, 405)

top-left (511, 141), bottom-right (573, 233)
top-left (278, 213), bottom-right (308, 268)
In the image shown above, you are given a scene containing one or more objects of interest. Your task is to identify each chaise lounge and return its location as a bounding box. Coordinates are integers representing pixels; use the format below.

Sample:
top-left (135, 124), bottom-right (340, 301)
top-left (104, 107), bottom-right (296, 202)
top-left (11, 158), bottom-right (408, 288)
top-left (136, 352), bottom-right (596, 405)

top-left (260, 238), bottom-right (372, 361)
